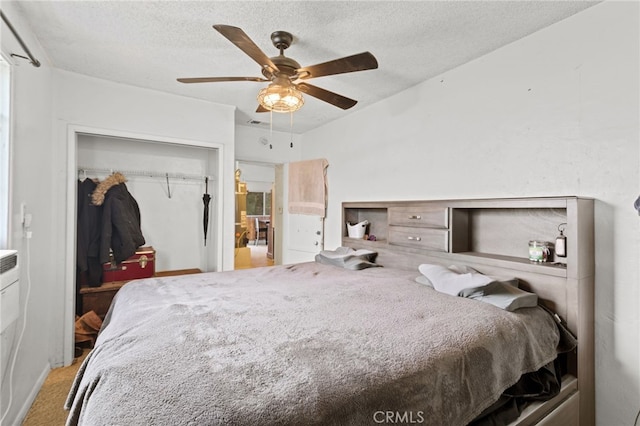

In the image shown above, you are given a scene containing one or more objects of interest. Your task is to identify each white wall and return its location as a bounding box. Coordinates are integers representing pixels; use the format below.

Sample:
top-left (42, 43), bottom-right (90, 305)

top-left (236, 161), bottom-right (275, 193)
top-left (0, 3), bottom-right (55, 424)
top-left (235, 124), bottom-right (301, 164)
top-left (302, 2), bottom-right (639, 425)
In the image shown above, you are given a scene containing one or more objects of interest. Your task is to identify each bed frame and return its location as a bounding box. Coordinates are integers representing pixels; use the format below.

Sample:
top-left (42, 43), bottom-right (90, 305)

top-left (342, 196), bottom-right (594, 426)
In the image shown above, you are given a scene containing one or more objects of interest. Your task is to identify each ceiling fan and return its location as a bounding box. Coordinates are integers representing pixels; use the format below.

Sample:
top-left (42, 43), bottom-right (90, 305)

top-left (177, 25), bottom-right (378, 113)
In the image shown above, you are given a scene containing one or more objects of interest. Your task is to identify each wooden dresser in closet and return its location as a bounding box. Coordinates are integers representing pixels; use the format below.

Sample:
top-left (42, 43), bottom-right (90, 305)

top-left (79, 268), bottom-right (202, 319)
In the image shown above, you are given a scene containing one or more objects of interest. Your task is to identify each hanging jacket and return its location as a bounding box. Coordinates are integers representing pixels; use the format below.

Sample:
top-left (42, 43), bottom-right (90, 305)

top-left (92, 172), bottom-right (145, 264)
top-left (77, 178), bottom-right (103, 287)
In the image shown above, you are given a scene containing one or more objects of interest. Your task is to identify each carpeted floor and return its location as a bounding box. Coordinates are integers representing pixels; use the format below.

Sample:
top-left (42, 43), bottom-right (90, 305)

top-left (22, 349), bottom-right (89, 426)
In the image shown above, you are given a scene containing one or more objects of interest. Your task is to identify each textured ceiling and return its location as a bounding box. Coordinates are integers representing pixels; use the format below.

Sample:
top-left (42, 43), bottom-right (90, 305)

top-left (11, 1), bottom-right (598, 133)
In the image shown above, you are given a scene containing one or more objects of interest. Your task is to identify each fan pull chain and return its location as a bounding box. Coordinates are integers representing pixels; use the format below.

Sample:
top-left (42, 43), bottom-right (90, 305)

top-left (269, 110), bottom-right (273, 149)
top-left (289, 112), bottom-right (294, 148)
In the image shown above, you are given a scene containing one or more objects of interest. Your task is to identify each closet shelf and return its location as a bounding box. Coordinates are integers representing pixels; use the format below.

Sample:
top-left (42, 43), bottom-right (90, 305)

top-left (78, 166), bottom-right (212, 182)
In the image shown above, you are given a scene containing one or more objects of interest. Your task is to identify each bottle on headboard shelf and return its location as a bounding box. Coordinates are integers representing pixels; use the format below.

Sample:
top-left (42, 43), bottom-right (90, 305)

top-left (555, 223), bottom-right (567, 258)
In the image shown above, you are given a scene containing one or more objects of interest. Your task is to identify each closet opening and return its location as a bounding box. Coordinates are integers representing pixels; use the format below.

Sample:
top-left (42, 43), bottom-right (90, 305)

top-left (65, 126), bottom-right (224, 366)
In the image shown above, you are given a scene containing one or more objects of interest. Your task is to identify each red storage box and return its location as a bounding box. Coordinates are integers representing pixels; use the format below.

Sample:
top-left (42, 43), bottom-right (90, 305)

top-left (102, 246), bottom-right (155, 282)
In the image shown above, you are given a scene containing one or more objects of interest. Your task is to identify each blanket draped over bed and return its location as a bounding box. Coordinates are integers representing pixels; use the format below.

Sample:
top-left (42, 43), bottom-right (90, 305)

top-left (65, 262), bottom-right (560, 426)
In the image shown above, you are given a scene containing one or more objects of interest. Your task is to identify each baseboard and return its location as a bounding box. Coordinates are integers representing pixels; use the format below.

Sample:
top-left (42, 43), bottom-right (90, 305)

top-left (9, 361), bottom-right (50, 426)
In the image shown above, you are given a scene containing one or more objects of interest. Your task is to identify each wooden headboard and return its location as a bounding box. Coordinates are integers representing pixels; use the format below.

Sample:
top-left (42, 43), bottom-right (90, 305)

top-left (342, 196), bottom-right (594, 425)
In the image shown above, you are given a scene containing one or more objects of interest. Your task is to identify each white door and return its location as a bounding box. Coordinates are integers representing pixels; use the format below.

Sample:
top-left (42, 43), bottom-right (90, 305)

top-left (287, 214), bottom-right (324, 263)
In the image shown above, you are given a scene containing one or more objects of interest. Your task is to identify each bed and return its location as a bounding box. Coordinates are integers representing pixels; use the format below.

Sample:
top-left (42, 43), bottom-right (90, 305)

top-left (65, 196), bottom-right (594, 426)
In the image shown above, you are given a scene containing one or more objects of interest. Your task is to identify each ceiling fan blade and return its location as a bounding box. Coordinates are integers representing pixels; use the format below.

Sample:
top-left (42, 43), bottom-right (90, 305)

top-left (213, 25), bottom-right (279, 73)
top-left (177, 76), bottom-right (268, 84)
top-left (256, 104), bottom-right (270, 113)
top-left (296, 52), bottom-right (378, 80)
top-left (296, 83), bottom-right (357, 110)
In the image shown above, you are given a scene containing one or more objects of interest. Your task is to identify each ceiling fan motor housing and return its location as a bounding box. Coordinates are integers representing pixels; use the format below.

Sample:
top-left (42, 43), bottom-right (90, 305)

top-left (263, 55), bottom-right (301, 79)
top-left (260, 31), bottom-right (301, 79)
top-left (271, 31), bottom-right (293, 51)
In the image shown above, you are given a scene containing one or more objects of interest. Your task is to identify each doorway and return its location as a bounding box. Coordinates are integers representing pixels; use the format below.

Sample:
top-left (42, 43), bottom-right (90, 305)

top-left (234, 160), bottom-right (281, 269)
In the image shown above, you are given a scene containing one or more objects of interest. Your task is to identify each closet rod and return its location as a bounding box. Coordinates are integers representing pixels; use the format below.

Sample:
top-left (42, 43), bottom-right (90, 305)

top-left (78, 167), bottom-right (211, 182)
top-left (0, 10), bottom-right (41, 67)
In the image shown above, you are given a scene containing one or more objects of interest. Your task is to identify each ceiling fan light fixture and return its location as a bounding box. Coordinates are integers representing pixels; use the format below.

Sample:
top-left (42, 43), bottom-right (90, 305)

top-left (257, 83), bottom-right (304, 113)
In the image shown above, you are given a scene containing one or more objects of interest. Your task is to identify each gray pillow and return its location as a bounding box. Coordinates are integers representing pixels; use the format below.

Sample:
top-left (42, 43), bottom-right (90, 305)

top-left (459, 281), bottom-right (538, 312)
top-left (315, 247), bottom-right (381, 270)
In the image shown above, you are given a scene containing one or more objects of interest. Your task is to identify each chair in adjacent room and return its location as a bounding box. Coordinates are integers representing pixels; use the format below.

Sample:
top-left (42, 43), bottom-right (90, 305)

top-left (255, 218), bottom-right (268, 246)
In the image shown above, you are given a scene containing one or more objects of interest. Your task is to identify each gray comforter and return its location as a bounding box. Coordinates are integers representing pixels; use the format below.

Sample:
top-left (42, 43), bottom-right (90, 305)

top-left (65, 262), bottom-right (560, 426)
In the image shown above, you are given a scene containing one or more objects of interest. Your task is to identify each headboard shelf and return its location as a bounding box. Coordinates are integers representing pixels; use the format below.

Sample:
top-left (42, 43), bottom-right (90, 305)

top-left (342, 196), bottom-right (592, 278)
top-left (341, 196), bottom-right (594, 426)
top-left (448, 251), bottom-right (568, 277)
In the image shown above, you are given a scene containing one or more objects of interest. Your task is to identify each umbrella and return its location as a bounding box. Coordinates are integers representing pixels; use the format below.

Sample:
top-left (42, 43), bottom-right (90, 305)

top-left (202, 177), bottom-right (211, 246)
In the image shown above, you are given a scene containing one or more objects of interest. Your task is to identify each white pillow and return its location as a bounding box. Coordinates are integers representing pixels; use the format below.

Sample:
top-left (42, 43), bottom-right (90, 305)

top-left (418, 263), bottom-right (493, 296)
top-left (447, 264), bottom-right (519, 287)
top-left (447, 264), bottom-right (478, 275)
